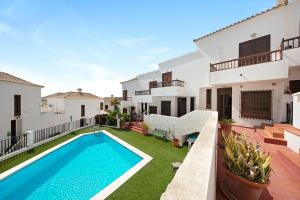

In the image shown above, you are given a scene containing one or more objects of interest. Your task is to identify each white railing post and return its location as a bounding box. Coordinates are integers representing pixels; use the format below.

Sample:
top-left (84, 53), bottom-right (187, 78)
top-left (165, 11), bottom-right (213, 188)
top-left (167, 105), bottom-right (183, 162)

top-left (25, 131), bottom-right (34, 148)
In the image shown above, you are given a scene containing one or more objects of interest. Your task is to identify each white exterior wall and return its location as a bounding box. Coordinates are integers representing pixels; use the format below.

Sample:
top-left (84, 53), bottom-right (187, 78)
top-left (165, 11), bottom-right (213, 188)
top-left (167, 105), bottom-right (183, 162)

top-left (194, 1), bottom-right (300, 63)
top-left (45, 97), bottom-right (65, 112)
top-left (41, 112), bottom-right (66, 128)
top-left (293, 92), bottom-right (300, 129)
top-left (64, 98), bottom-right (101, 122)
top-left (0, 81), bottom-right (42, 140)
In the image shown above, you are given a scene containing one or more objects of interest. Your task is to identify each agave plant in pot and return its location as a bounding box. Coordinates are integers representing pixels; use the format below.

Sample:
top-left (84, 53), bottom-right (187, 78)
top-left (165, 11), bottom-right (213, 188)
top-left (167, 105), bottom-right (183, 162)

top-left (168, 129), bottom-right (180, 147)
top-left (221, 132), bottom-right (272, 200)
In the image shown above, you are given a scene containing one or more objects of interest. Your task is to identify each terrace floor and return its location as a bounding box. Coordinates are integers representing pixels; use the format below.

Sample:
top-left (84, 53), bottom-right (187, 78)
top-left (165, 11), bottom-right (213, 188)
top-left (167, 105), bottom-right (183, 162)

top-left (217, 125), bottom-right (300, 200)
top-left (0, 127), bottom-right (188, 200)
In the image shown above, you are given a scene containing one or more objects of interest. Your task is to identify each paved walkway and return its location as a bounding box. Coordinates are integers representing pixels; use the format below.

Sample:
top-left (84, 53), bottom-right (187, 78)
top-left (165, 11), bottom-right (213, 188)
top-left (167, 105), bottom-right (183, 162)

top-left (217, 125), bottom-right (300, 200)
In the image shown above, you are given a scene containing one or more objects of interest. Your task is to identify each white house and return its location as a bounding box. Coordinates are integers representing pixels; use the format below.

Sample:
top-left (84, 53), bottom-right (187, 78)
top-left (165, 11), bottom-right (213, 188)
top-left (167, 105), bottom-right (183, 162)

top-left (121, 51), bottom-right (210, 120)
top-left (121, 0), bottom-right (300, 127)
top-left (0, 72), bottom-right (43, 140)
top-left (194, 0), bottom-right (300, 126)
top-left (42, 88), bottom-right (102, 128)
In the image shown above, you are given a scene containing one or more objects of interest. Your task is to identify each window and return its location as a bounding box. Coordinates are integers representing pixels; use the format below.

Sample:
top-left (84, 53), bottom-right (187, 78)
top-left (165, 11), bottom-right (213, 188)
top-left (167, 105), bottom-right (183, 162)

top-left (290, 80), bottom-right (300, 94)
top-left (123, 90), bottom-right (128, 101)
top-left (100, 102), bottom-right (104, 110)
top-left (81, 105), bottom-right (85, 117)
top-left (149, 106), bottom-right (157, 114)
top-left (241, 91), bottom-right (272, 120)
top-left (14, 95), bottom-right (21, 117)
top-left (206, 89), bottom-right (212, 109)
top-left (123, 108), bottom-right (128, 113)
top-left (161, 101), bottom-right (171, 116)
top-left (105, 105), bottom-right (108, 110)
top-left (190, 97), bottom-right (195, 111)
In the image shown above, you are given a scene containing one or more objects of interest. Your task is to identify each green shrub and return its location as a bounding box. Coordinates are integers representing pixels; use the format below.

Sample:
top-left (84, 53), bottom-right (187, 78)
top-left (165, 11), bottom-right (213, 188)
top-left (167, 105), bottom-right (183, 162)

top-left (222, 118), bottom-right (235, 125)
top-left (141, 122), bottom-right (149, 131)
top-left (223, 132), bottom-right (272, 184)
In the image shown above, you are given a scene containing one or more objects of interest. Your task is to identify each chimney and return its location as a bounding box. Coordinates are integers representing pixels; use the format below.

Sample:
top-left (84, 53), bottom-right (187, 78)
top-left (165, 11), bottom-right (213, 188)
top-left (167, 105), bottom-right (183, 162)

top-left (77, 88), bottom-right (83, 94)
top-left (110, 94), bottom-right (114, 97)
top-left (275, 0), bottom-right (288, 6)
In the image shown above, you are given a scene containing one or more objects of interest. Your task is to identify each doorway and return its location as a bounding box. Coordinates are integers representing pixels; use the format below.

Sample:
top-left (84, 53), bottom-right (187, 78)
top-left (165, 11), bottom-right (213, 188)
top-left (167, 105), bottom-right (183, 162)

top-left (177, 98), bottom-right (187, 117)
top-left (217, 88), bottom-right (232, 121)
top-left (11, 120), bottom-right (17, 144)
top-left (161, 101), bottom-right (171, 116)
top-left (80, 118), bottom-right (85, 127)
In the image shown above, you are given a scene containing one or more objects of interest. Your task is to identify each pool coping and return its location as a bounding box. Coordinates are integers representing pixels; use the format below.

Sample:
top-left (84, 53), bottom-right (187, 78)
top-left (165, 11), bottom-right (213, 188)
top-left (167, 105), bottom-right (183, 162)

top-left (0, 130), bottom-right (153, 200)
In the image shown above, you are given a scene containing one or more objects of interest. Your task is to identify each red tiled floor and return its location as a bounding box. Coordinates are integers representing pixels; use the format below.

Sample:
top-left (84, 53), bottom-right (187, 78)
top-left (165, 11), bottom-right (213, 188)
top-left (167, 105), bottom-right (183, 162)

top-left (217, 125), bottom-right (300, 200)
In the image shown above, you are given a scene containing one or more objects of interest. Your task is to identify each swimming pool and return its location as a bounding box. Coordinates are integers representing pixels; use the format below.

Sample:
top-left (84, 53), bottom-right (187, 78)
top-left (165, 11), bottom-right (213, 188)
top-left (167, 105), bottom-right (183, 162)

top-left (0, 131), bottom-right (152, 200)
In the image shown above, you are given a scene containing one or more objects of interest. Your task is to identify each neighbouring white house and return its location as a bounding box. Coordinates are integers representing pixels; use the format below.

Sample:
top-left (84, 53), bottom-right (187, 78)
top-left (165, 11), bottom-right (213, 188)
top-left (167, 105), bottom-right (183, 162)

top-left (121, 51), bottom-right (210, 120)
top-left (121, 0), bottom-right (300, 127)
top-left (42, 88), bottom-right (103, 128)
top-left (102, 95), bottom-right (122, 112)
top-left (0, 72), bottom-right (43, 140)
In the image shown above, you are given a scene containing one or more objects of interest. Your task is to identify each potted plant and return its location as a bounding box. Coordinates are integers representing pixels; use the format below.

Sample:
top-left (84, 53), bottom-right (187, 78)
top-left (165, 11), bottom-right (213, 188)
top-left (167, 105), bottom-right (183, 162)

top-left (168, 129), bottom-right (180, 147)
top-left (220, 118), bottom-right (235, 136)
top-left (220, 132), bottom-right (272, 200)
top-left (120, 113), bottom-right (130, 129)
top-left (141, 122), bottom-right (149, 136)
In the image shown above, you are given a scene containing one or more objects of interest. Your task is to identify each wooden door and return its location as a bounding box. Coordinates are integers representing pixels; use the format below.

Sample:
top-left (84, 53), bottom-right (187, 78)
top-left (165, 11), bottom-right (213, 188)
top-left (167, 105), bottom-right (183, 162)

top-left (11, 120), bottom-right (16, 144)
top-left (217, 88), bottom-right (232, 121)
top-left (161, 101), bottom-right (171, 116)
top-left (162, 72), bottom-right (172, 87)
top-left (239, 35), bottom-right (270, 66)
top-left (123, 90), bottom-right (128, 100)
top-left (177, 98), bottom-right (187, 117)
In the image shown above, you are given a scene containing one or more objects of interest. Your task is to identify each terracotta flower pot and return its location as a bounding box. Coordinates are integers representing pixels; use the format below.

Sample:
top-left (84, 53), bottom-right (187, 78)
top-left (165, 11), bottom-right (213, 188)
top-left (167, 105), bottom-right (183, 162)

top-left (220, 123), bottom-right (232, 136)
top-left (220, 168), bottom-right (269, 200)
top-left (143, 130), bottom-right (149, 136)
top-left (172, 139), bottom-right (180, 147)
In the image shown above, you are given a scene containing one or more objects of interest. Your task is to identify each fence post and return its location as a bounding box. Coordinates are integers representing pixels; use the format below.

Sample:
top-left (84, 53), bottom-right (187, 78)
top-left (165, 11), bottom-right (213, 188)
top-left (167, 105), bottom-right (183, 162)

top-left (25, 131), bottom-right (34, 148)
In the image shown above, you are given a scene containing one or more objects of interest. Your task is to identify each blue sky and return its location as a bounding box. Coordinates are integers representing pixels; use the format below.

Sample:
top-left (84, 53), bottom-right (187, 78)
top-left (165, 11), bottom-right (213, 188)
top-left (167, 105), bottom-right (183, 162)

top-left (0, 0), bottom-right (275, 97)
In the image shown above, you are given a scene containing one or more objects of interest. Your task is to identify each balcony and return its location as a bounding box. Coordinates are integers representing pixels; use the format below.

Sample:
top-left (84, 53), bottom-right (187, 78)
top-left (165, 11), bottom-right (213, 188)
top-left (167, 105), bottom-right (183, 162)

top-left (153, 80), bottom-right (185, 88)
top-left (210, 49), bottom-right (282, 72)
top-left (151, 80), bottom-right (189, 97)
top-left (281, 36), bottom-right (300, 66)
top-left (120, 97), bottom-right (136, 107)
top-left (209, 49), bottom-right (288, 85)
top-left (135, 90), bottom-right (151, 96)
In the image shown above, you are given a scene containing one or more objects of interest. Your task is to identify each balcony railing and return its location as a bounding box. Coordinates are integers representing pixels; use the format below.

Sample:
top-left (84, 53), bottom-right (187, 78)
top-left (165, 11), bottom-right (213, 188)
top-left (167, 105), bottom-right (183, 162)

top-left (122, 97), bottom-right (132, 101)
top-left (154, 80), bottom-right (185, 88)
top-left (135, 90), bottom-right (151, 95)
top-left (210, 49), bottom-right (282, 72)
top-left (281, 36), bottom-right (300, 50)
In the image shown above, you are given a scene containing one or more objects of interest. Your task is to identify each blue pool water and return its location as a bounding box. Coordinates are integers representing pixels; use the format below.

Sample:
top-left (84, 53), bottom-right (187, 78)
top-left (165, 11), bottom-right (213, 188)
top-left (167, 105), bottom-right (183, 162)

top-left (0, 132), bottom-right (142, 200)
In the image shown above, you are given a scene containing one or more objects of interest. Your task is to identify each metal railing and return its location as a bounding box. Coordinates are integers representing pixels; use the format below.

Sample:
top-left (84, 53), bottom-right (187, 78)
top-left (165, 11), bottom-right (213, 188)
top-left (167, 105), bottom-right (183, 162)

top-left (122, 97), bottom-right (132, 101)
top-left (0, 117), bottom-right (94, 158)
top-left (135, 90), bottom-right (151, 95)
top-left (281, 36), bottom-right (300, 50)
top-left (0, 134), bottom-right (28, 157)
top-left (210, 49), bottom-right (282, 72)
top-left (154, 80), bottom-right (184, 87)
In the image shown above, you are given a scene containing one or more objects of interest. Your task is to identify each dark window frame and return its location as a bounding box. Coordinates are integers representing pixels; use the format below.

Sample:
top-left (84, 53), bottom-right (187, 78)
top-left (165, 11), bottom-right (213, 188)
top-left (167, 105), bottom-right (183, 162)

top-left (241, 90), bottom-right (272, 120)
top-left (123, 90), bottom-right (128, 101)
top-left (14, 95), bottom-right (21, 117)
top-left (81, 105), bottom-right (85, 117)
top-left (105, 105), bottom-right (109, 110)
top-left (190, 97), bottom-right (195, 111)
top-left (206, 89), bottom-right (212, 109)
top-left (100, 102), bottom-right (104, 110)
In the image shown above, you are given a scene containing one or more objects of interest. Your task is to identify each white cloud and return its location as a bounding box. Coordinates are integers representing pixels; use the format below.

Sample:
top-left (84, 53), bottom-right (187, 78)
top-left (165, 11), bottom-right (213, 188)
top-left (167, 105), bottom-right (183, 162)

top-left (0, 22), bottom-right (15, 36)
top-left (138, 47), bottom-right (169, 61)
top-left (117, 36), bottom-right (152, 47)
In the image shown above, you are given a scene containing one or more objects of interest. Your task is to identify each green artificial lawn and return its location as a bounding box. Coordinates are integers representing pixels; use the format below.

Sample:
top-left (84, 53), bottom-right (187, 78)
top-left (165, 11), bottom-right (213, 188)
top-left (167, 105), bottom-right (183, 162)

top-left (0, 127), bottom-right (188, 200)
